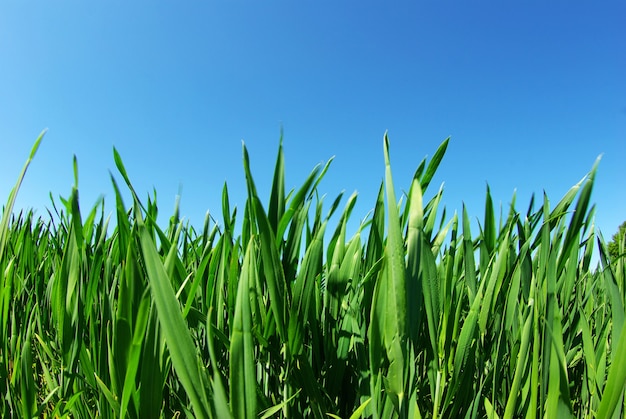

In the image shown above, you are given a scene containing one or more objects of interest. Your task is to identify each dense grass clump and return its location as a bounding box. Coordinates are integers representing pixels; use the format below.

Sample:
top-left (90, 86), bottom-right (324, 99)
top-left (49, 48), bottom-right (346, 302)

top-left (1, 130), bottom-right (625, 418)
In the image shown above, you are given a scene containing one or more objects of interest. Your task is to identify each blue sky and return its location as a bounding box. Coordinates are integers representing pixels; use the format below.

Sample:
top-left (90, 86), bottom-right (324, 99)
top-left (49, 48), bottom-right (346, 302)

top-left (1, 1), bottom-right (625, 248)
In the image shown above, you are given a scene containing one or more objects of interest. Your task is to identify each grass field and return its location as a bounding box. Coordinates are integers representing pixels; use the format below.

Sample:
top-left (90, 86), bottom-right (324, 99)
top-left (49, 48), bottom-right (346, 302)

top-left (1, 130), bottom-right (625, 418)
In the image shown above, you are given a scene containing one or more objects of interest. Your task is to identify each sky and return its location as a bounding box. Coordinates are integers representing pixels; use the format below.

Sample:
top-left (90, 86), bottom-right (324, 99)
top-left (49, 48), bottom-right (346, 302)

top-left (1, 1), bottom-right (625, 250)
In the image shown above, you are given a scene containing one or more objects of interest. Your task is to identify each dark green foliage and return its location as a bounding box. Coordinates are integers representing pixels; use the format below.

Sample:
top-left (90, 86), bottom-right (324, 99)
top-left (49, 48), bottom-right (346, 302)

top-left (607, 221), bottom-right (626, 262)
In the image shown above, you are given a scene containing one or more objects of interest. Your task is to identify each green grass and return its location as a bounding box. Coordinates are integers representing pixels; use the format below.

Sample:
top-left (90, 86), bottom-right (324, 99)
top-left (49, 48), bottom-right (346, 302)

top-left (1, 129), bottom-right (625, 418)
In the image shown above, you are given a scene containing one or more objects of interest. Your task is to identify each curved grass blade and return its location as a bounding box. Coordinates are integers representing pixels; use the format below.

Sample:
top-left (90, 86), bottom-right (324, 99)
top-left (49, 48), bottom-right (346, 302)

top-left (138, 222), bottom-right (211, 419)
top-left (420, 137), bottom-right (449, 192)
top-left (596, 311), bottom-right (626, 419)
top-left (207, 307), bottom-right (232, 419)
top-left (557, 157), bottom-right (600, 273)
top-left (0, 129), bottom-right (46, 261)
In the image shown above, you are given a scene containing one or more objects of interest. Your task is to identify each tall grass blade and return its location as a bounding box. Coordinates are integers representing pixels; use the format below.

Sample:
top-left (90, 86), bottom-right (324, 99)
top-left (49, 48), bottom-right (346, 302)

top-left (230, 237), bottom-right (258, 419)
top-left (382, 132), bottom-right (408, 413)
top-left (138, 220), bottom-right (210, 418)
top-left (0, 129), bottom-right (45, 261)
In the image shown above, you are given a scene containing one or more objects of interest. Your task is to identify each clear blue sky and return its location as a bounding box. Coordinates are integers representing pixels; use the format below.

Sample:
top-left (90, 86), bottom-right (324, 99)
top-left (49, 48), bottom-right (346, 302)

top-left (1, 1), bottom-right (625, 247)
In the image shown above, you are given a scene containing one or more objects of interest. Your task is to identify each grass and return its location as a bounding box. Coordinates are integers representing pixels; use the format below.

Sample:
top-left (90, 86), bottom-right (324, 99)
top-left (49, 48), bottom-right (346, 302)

top-left (0, 129), bottom-right (625, 418)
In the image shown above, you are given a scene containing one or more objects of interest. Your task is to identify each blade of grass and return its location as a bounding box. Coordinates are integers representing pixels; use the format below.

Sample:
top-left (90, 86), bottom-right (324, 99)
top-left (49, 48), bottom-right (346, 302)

top-left (0, 129), bottom-right (46, 262)
top-left (138, 220), bottom-right (211, 419)
top-left (382, 132), bottom-right (408, 414)
top-left (596, 311), bottom-right (626, 419)
top-left (230, 237), bottom-right (258, 419)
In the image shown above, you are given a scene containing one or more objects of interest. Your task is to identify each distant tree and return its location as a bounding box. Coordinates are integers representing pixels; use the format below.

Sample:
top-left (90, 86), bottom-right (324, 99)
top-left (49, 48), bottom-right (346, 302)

top-left (607, 221), bottom-right (626, 261)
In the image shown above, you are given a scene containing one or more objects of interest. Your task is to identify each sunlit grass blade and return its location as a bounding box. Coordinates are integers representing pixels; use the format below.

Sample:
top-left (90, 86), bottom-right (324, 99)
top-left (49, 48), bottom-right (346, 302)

top-left (0, 129), bottom-right (45, 260)
top-left (406, 177), bottom-right (424, 349)
top-left (276, 160), bottom-right (324, 243)
top-left (558, 156), bottom-right (600, 273)
top-left (230, 237), bottom-right (258, 419)
top-left (596, 311), bottom-right (626, 419)
top-left (420, 137), bottom-right (449, 192)
top-left (382, 132), bottom-right (408, 413)
top-left (242, 142), bottom-right (288, 342)
top-left (137, 221), bottom-right (211, 419)
top-left (463, 205), bottom-right (477, 303)
top-left (95, 373), bottom-right (122, 413)
top-left (268, 134), bottom-right (285, 233)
